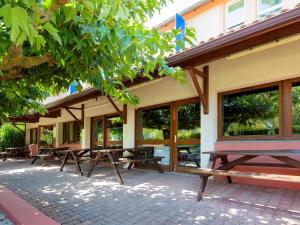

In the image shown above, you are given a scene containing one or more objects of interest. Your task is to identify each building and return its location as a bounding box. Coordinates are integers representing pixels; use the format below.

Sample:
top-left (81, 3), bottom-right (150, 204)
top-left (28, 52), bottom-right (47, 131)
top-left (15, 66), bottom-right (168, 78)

top-left (19, 0), bottom-right (300, 189)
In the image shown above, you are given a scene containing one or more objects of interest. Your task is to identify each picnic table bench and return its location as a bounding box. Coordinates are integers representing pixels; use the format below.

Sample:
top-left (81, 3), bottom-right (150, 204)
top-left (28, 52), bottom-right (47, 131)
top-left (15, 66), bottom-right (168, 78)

top-left (31, 146), bottom-right (70, 165)
top-left (1, 147), bottom-right (28, 161)
top-left (87, 147), bottom-right (164, 184)
top-left (191, 150), bottom-right (300, 201)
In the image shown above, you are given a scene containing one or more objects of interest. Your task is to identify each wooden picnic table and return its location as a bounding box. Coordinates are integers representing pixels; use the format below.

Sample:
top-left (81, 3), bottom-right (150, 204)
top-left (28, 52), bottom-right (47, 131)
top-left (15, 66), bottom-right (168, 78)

top-left (2, 146), bottom-right (28, 161)
top-left (59, 148), bottom-right (93, 176)
top-left (192, 150), bottom-right (300, 201)
top-left (86, 147), bottom-right (164, 184)
top-left (31, 146), bottom-right (71, 165)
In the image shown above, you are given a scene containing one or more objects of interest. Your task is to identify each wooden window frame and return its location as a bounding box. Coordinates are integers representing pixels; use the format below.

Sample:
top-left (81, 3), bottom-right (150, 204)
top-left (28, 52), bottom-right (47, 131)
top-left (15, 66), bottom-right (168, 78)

top-left (218, 77), bottom-right (300, 141)
top-left (90, 113), bottom-right (123, 148)
top-left (62, 121), bottom-right (82, 144)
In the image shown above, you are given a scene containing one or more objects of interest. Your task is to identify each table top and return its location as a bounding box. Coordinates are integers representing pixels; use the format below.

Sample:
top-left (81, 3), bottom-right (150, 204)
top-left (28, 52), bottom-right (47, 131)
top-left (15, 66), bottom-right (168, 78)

top-left (92, 147), bottom-right (153, 154)
top-left (203, 150), bottom-right (300, 157)
top-left (40, 146), bottom-right (70, 151)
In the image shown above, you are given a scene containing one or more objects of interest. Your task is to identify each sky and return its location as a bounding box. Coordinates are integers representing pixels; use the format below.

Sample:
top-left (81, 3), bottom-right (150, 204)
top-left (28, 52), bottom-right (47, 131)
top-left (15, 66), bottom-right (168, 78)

top-left (145, 0), bottom-right (202, 27)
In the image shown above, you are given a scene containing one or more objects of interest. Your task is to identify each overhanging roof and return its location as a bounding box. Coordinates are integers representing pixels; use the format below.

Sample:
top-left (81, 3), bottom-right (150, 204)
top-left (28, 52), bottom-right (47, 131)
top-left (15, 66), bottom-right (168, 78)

top-left (166, 6), bottom-right (300, 68)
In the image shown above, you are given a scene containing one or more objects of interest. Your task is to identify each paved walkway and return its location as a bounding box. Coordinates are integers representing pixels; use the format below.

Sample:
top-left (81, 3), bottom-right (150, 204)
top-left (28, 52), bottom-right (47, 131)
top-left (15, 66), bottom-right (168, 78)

top-left (0, 159), bottom-right (299, 225)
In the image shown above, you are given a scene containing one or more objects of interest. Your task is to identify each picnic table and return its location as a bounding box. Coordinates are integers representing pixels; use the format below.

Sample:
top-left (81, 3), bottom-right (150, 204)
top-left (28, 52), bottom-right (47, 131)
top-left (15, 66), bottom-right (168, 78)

top-left (191, 150), bottom-right (300, 201)
top-left (31, 146), bottom-right (71, 165)
top-left (1, 147), bottom-right (28, 161)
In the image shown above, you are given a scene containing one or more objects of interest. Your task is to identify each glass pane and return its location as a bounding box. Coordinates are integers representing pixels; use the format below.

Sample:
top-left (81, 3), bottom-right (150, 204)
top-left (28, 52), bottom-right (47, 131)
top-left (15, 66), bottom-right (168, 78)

top-left (74, 122), bottom-right (82, 144)
top-left (137, 106), bottom-right (171, 140)
top-left (92, 119), bottom-right (103, 148)
top-left (222, 86), bottom-right (279, 137)
top-left (177, 144), bottom-right (200, 168)
top-left (40, 126), bottom-right (53, 147)
top-left (106, 116), bottom-right (123, 142)
top-left (227, 0), bottom-right (244, 29)
top-left (63, 123), bottom-right (71, 143)
top-left (292, 82), bottom-right (300, 134)
top-left (260, 0), bottom-right (282, 17)
top-left (30, 129), bottom-right (37, 144)
top-left (177, 103), bottom-right (201, 140)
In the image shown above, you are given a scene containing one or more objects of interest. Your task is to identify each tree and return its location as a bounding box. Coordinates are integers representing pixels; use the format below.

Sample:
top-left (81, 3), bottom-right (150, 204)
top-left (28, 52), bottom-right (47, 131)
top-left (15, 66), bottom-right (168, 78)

top-left (0, 0), bottom-right (195, 119)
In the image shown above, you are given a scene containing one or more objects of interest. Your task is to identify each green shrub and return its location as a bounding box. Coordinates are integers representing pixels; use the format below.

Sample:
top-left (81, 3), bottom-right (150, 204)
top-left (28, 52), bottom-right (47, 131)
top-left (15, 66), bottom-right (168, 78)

top-left (0, 124), bottom-right (25, 150)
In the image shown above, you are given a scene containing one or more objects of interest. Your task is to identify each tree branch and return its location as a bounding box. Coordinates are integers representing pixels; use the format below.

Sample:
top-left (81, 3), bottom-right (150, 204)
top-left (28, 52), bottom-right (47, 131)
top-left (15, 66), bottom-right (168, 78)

top-left (41, 0), bottom-right (71, 23)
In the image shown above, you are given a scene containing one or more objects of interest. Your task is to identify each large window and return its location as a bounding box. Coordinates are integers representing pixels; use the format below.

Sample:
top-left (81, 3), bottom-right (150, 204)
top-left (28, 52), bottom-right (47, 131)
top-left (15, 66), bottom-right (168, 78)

top-left (225, 0), bottom-right (245, 29)
top-left (106, 115), bottom-right (123, 147)
top-left (136, 105), bottom-right (171, 165)
top-left (39, 126), bottom-right (54, 147)
top-left (259, 0), bottom-right (282, 18)
top-left (63, 121), bottom-right (82, 144)
top-left (219, 78), bottom-right (300, 140)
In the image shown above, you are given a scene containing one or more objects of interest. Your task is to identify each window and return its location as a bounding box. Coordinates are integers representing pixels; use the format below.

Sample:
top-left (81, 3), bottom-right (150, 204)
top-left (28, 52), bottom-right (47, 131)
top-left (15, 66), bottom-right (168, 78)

top-left (30, 128), bottom-right (38, 144)
top-left (106, 115), bottom-right (123, 147)
top-left (137, 106), bottom-right (171, 141)
top-left (292, 82), bottom-right (300, 134)
top-left (39, 126), bottom-right (54, 147)
top-left (63, 121), bottom-right (82, 144)
top-left (226, 0), bottom-right (245, 29)
top-left (220, 85), bottom-right (280, 138)
top-left (259, 0), bottom-right (282, 18)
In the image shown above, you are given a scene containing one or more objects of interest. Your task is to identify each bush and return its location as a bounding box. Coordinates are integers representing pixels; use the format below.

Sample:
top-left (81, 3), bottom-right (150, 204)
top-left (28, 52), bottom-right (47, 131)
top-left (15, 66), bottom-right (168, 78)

top-left (0, 124), bottom-right (25, 150)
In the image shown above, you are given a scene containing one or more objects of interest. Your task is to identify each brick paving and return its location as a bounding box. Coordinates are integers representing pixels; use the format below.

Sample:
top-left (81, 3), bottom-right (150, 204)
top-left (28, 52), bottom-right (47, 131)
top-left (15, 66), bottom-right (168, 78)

top-left (0, 159), bottom-right (300, 225)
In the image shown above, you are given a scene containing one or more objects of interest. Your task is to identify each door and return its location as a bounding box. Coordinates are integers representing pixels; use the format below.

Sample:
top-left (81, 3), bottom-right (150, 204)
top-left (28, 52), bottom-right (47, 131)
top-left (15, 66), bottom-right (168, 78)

top-left (173, 99), bottom-right (201, 172)
top-left (91, 117), bottom-right (104, 149)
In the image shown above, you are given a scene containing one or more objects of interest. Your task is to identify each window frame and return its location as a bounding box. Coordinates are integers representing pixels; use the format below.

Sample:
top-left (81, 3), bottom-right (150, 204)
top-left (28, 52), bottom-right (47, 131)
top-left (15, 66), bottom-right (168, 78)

top-left (62, 120), bottom-right (82, 144)
top-left (218, 81), bottom-right (284, 140)
top-left (225, 0), bottom-right (245, 30)
top-left (258, 0), bottom-right (282, 18)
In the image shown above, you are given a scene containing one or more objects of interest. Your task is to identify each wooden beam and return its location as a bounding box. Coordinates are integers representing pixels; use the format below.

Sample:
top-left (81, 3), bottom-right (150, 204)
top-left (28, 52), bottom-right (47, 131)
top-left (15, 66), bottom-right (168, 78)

top-left (203, 65), bottom-right (209, 114)
top-left (188, 69), bottom-right (207, 112)
top-left (193, 68), bottom-right (207, 78)
top-left (64, 107), bottom-right (83, 127)
top-left (65, 106), bottom-right (82, 110)
top-left (107, 96), bottom-right (124, 119)
top-left (123, 104), bottom-right (127, 124)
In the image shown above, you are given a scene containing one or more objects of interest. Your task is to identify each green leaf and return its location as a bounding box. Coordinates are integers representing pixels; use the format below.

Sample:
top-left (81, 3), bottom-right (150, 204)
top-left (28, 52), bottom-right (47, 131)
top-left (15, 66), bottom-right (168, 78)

top-left (44, 22), bottom-right (62, 45)
top-left (63, 5), bottom-right (77, 23)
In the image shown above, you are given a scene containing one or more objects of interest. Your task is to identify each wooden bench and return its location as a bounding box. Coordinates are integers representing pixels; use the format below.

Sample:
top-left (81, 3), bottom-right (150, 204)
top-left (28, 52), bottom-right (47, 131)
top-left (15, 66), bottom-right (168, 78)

top-left (119, 156), bottom-right (164, 173)
top-left (0, 152), bottom-right (10, 161)
top-left (191, 168), bottom-right (300, 201)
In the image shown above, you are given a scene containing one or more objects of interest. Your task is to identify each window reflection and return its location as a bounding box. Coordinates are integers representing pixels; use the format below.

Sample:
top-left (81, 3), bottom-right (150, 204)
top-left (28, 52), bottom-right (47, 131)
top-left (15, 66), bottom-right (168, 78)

top-left (137, 106), bottom-right (171, 140)
top-left (39, 126), bottom-right (54, 147)
top-left (177, 145), bottom-right (200, 168)
top-left (292, 82), bottom-right (300, 134)
top-left (222, 86), bottom-right (279, 137)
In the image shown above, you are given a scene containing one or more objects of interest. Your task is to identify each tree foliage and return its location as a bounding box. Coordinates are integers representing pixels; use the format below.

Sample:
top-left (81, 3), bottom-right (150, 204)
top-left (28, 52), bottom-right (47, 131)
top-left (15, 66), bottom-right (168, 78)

top-left (0, 0), bottom-right (196, 119)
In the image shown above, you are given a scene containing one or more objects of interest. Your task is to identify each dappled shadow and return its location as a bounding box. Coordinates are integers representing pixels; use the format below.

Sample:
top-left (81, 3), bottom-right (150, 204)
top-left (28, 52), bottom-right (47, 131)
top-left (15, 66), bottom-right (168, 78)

top-left (0, 159), bottom-right (300, 225)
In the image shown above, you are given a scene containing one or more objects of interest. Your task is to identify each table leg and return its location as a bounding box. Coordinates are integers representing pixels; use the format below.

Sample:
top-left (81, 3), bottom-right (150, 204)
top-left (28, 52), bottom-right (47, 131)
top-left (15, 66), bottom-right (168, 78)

top-left (87, 152), bottom-right (101, 177)
top-left (107, 153), bottom-right (124, 185)
top-left (221, 156), bottom-right (232, 184)
top-left (60, 151), bottom-right (70, 172)
top-left (271, 156), bottom-right (300, 169)
top-left (127, 162), bottom-right (134, 170)
top-left (197, 175), bottom-right (209, 201)
top-left (31, 156), bottom-right (38, 164)
top-left (153, 161), bottom-right (163, 173)
top-left (71, 151), bottom-right (83, 176)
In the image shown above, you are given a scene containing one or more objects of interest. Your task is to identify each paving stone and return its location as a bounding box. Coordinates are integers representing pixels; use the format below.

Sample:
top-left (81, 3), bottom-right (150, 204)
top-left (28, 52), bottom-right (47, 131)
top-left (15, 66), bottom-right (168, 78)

top-left (0, 159), bottom-right (300, 225)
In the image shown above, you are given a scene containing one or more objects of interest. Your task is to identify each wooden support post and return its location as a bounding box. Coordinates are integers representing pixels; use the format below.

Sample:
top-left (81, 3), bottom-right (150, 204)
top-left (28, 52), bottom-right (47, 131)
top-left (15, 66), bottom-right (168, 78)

top-left (203, 65), bottom-right (209, 114)
top-left (123, 104), bottom-right (127, 124)
top-left (81, 104), bottom-right (84, 129)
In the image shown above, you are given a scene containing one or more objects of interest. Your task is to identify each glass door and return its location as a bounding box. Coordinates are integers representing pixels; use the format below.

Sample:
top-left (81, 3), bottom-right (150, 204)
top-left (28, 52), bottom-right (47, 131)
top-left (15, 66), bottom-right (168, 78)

top-left (91, 117), bottom-right (104, 149)
top-left (173, 99), bottom-right (201, 171)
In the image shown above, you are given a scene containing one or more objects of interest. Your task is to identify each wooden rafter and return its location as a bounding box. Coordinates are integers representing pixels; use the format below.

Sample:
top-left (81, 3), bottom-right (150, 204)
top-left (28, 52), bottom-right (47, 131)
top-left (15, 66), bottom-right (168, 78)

top-left (107, 96), bottom-right (127, 124)
top-left (188, 65), bottom-right (209, 114)
top-left (64, 104), bottom-right (84, 128)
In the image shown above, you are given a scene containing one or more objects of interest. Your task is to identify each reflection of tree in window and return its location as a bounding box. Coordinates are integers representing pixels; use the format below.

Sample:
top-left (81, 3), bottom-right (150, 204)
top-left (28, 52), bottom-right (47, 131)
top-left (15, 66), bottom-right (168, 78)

top-left (177, 103), bottom-right (200, 139)
top-left (141, 106), bottom-right (170, 140)
top-left (107, 116), bottom-right (123, 141)
top-left (222, 86), bottom-right (279, 136)
top-left (40, 127), bottom-right (53, 146)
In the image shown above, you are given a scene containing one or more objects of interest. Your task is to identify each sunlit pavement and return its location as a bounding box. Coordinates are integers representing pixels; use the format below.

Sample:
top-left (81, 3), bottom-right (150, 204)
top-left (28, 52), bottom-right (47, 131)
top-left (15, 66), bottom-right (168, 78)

top-left (0, 159), bottom-right (299, 225)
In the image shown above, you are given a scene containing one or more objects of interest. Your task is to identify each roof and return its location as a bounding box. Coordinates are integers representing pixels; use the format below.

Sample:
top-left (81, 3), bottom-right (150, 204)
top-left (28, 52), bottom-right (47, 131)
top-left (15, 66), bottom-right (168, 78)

top-left (166, 5), bottom-right (300, 67)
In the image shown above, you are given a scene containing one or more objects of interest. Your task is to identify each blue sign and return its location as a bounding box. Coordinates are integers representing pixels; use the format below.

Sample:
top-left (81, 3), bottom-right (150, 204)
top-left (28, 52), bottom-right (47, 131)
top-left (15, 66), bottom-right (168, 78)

top-left (69, 81), bottom-right (79, 95)
top-left (175, 13), bottom-right (185, 52)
